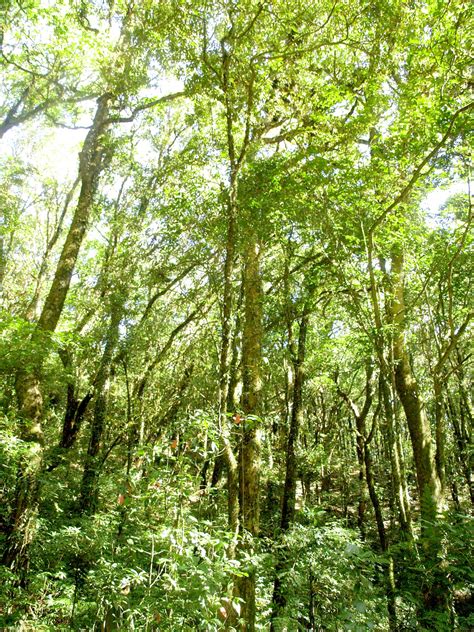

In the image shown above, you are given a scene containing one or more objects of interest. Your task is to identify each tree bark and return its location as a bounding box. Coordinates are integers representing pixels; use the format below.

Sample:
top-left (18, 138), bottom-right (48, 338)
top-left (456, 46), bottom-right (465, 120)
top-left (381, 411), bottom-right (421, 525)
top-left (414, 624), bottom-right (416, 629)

top-left (446, 394), bottom-right (473, 505)
top-left (218, 205), bottom-right (241, 551)
top-left (433, 375), bottom-right (446, 495)
top-left (391, 251), bottom-right (442, 521)
top-left (337, 365), bottom-right (397, 630)
top-left (37, 94), bottom-right (112, 332)
top-left (280, 307), bottom-right (309, 532)
top-left (45, 347), bottom-right (93, 471)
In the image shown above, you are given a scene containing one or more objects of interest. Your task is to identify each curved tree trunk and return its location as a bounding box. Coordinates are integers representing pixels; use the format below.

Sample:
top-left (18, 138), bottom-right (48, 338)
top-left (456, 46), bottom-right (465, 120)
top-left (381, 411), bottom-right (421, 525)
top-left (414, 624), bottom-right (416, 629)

top-left (391, 250), bottom-right (449, 628)
top-left (2, 95), bottom-right (112, 572)
top-left (337, 365), bottom-right (397, 630)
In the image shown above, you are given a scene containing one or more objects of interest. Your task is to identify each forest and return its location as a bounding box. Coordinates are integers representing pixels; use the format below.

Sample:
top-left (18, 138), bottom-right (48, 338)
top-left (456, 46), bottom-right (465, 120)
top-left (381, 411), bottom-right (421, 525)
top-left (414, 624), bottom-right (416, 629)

top-left (0, 0), bottom-right (472, 630)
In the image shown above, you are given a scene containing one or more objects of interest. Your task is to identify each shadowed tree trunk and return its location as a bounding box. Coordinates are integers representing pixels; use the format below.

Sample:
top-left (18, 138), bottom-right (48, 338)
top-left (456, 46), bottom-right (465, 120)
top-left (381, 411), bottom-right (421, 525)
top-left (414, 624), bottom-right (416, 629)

top-left (218, 191), bottom-right (240, 546)
top-left (271, 296), bottom-right (310, 628)
top-left (446, 392), bottom-right (474, 505)
top-left (377, 257), bottom-right (414, 541)
top-left (337, 364), bottom-right (397, 630)
top-left (379, 373), bottom-right (414, 539)
top-left (45, 348), bottom-right (93, 472)
top-left (392, 251), bottom-right (443, 521)
top-left (79, 299), bottom-right (121, 514)
top-left (280, 306), bottom-right (309, 533)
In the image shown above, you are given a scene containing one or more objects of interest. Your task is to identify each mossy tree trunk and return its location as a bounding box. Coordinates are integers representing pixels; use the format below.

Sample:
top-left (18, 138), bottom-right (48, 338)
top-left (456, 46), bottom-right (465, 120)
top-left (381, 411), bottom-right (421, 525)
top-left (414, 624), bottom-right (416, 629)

top-left (391, 249), bottom-right (449, 628)
top-left (2, 95), bottom-right (112, 572)
top-left (234, 236), bottom-right (263, 631)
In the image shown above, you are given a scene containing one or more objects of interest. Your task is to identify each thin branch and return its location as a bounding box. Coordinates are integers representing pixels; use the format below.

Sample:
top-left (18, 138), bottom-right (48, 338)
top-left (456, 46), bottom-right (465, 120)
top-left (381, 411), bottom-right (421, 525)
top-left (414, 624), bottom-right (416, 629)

top-left (139, 262), bottom-right (200, 327)
top-left (435, 313), bottom-right (473, 374)
top-left (134, 305), bottom-right (204, 399)
top-left (235, 3), bottom-right (264, 42)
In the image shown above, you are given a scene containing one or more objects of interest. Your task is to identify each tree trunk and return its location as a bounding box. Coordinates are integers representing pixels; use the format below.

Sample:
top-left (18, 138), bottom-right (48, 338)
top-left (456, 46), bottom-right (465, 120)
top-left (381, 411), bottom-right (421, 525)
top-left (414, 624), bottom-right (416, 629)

top-left (433, 374), bottom-right (446, 495)
top-left (356, 425), bottom-right (368, 539)
top-left (392, 252), bottom-right (442, 521)
top-left (2, 94), bottom-right (112, 572)
top-left (446, 395), bottom-right (474, 505)
top-left (217, 176), bottom-right (241, 552)
top-left (380, 373), bottom-right (413, 539)
top-left (1, 369), bottom-right (43, 575)
top-left (0, 228), bottom-right (6, 289)
top-left (391, 250), bottom-right (449, 627)
top-left (271, 303), bottom-right (309, 627)
top-left (79, 301), bottom-right (121, 514)
top-left (235, 238), bottom-right (263, 631)
top-left (45, 348), bottom-right (93, 471)
top-left (364, 433), bottom-right (397, 631)
top-left (280, 308), bottom-right (309, 532)
top-left (337, 365), bottom-right (398, 630)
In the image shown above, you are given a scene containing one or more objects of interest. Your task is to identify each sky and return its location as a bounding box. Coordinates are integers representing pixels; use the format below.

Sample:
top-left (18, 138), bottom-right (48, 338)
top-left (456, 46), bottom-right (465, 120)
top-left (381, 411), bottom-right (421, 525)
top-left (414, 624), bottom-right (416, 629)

top-left (422, 181), bottom-right (469, 227)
